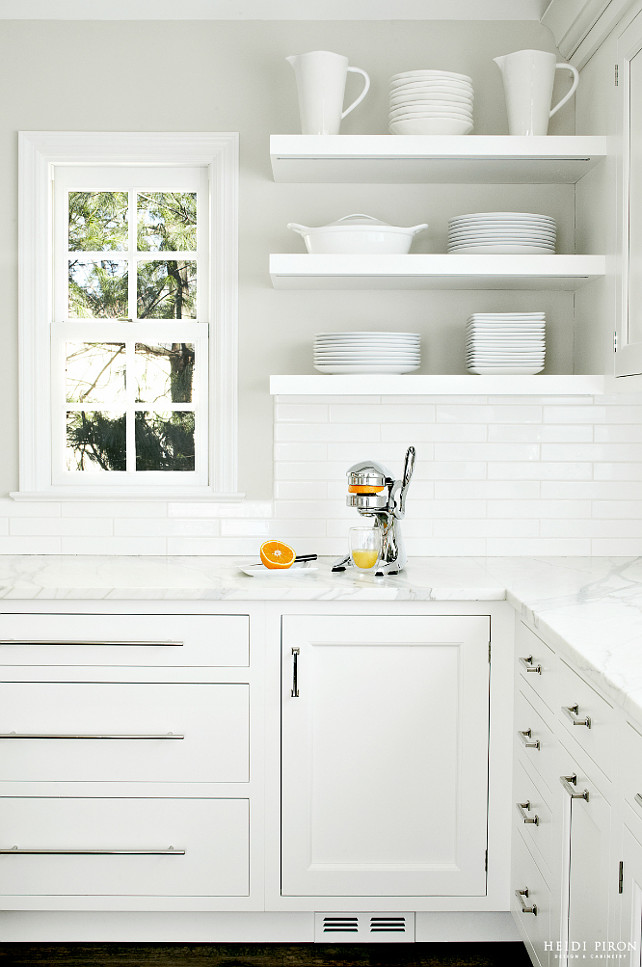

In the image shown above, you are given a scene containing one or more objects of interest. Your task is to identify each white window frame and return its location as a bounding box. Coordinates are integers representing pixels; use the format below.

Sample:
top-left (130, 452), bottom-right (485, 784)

top-left (17, 131), bottom-right (239, 499)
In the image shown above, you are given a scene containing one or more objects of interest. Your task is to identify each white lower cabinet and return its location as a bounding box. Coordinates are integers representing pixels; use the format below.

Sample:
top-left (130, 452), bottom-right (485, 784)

top-left (280, 614), bottom-right (491, 897)
top-left (620, 825), bottom-right (642, 967)
top-left (0, 798), bottom-right (249, 897)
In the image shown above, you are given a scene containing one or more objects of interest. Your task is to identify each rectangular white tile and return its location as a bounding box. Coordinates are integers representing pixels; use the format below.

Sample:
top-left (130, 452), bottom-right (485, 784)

top-left (434, 480), bottom-right (541, 500)
top-left (168, 500), bottom-right (273, 519)
top-left (485, 538), bottom-right (592, 555)
top-left (60, 537), bottom-right (167, 555)
top-left (591, 500), bottom-right (642, 519)
top-left (329, 404), bottom-right (435, 424)
top-left (420, 499), bottom-right (487, 519)
top-left (113, 518), bottom-right (221, 538)
top-left (488, 462), bottom-right (593, 480)
top-left (275, 481), bottom-right (328, 501)
top-left (274, 404), bottom-right (329, 423)
top-left (594, 424), bottom-right (642, 442)
top-left (436, 404), bottom-right (543, 424)
top-left (434, 442), bottom-right (540, 462)
top-left (10, 517), bottom-right (113, 537)
top-left (274, 462), bottom-right (347, 481)
top-left (541, 443), bottom-right (642, 462)
top-left (590, 539), bottom-right (642, 554)
top-left (487, 499), bottom-right (591, 519)
top-left (594, 463), bottom-right (642, 480)
top-left (0, 536), bottom-right (61, 554)
top-left (433, 519), bottom-right (539, 538)
top-left (327, 442), bottom-right (434, 463)
top-left (274, 442), bottom-right (328, 462)
top-left (406, 538), bottom-right (487, 556)
top-left (382, 423), bottom-right (487, 442)
top-left (0, 500), bottom-right (61, 517)
top-left (541, 480), bottom-right (642, 499)
top-left (61, 501), bottom-right (167, 519)
top-left (543, 405), bottom-right (607, 424)
top-left (222, 518), bottom-right (326, 539)
top-left (275, 423), bottom-right (380, 442)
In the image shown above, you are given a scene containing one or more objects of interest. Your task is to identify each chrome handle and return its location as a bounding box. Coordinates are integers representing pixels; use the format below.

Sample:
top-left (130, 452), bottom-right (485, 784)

top-left (634, 793), bottom-right (642, 810)
top-left (0, 640), bottom-right (183, 647)
top-left (0, 733), bottom-right (184, 740)
top-left (560, 774), bottom-right (590, 801)
top-left (515, 888), bottom-right (537, 916)
top-left (291, 647), bottom-right (300, 698)
top-left (519, 656), bottom-right (542, 674)
top-left (0, 846), bottom-right (185, 855)
top-left (517, 801), bottom-right (540, 825)
top-left (518, 728), bottom-right (540, 750)
top-left (562, 704), bottom-right (591, 728)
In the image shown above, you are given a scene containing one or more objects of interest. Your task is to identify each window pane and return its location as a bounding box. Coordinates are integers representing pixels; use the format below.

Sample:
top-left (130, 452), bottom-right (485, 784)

top-left (135, 411), bottom-right (195, 471)
top-left (137, 260), bottom-right (196, 319)
top-left (66, 342), bottom-right (126, 405)
top-left (137, 192), bottom-right (197, 252)
top-left (66, 411), bottom-right (126, 472)
top-left (134, 343), bottom-right (195, 404)
top-left (68, 260), bottom-right (128, 319)
top-left (68, 191), bottom-right (128, 252)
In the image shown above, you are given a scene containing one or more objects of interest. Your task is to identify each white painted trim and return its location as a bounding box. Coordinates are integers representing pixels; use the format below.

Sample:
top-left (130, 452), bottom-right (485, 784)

top-left (542, 0), bottom-right (640, 68)
top-left (18, 132), bottom-right (239, 498)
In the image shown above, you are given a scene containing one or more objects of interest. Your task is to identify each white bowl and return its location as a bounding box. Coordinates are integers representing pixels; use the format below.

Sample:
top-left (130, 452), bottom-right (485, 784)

top-left (390, 107), bottom-right (473, 120)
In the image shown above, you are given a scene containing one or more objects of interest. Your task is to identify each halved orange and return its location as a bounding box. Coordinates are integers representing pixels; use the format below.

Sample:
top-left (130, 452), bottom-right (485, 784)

top-left (259, 540), bottom-right (296, 569)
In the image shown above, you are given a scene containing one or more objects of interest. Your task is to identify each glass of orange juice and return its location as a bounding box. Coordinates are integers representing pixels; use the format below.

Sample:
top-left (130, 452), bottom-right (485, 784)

top-left (349, 526), bottom-right (382, 572)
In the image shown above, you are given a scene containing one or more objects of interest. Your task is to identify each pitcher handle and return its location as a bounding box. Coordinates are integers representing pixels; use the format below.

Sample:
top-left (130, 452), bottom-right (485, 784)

top-left (549, 63), bottom-right (579, 119)
top-left (342, 66), bottom-right (370, 120)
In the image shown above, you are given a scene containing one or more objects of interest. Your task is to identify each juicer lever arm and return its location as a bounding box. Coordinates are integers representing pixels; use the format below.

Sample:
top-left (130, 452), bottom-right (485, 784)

top-left (396, 446), bottom-right (415, 517)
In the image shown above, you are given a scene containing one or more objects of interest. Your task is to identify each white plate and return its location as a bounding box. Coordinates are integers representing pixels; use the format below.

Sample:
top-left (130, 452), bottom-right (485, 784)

top-left (316, 330), bottom-right (420, 338)
top-left (390, 92), bottom-right (474, 106)
top-left (448, 244), bottom-right (555, 254)
top-left (314, 363), bottom-right (420, 373)
top-left (467, 366), bottom-right (545, 375)
top-left (391, 69), bottom-right (473, 82)
top-left (449, 211), bottom-right (555, 220)
top-left (389, 118), bottom-right (473, 135)
top-left (239, 563), bottom-right (319, 577)
top-left (389, 110), bottom-right (473, 121)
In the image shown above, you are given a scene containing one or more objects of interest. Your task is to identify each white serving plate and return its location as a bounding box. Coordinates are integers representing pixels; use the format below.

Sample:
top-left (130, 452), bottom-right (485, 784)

top-left (389, 91), bottom-right (474, 105)
top-left (448, 244), bottom-right (555, 254)
top-left (316, 330), bottom-right (420, 338)
top-left (239, 563), bottom-right (319, 577)
top-left (390, 118), bottom-right (473, 135)
top-left (314, 363), bottom-right (420, 373)
top-left (467, 366), bottom-right (545, 375)
top-left (391, 68), bottom-right (473, 82)
top-left (389, 109), bottom-right (473, 121)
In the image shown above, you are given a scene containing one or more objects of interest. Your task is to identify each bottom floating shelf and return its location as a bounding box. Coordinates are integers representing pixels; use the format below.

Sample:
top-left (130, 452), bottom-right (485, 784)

top-left (270, 374), bottom-right (606, 396)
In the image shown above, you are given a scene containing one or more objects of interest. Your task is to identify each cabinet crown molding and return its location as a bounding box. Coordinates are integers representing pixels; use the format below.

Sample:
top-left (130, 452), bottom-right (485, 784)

top-left (542, 0), bottom-right (639, 67)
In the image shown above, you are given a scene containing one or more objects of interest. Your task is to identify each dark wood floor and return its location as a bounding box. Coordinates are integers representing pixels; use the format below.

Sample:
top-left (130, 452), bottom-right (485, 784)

top-left (0, 942), bottom-right (529, 967)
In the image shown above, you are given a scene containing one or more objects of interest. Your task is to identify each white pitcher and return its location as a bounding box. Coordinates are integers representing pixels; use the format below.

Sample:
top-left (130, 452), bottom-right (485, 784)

top-left (494, 49), bottom-right (579, 136)
top-left (286, 50), bottom-right (370, 135)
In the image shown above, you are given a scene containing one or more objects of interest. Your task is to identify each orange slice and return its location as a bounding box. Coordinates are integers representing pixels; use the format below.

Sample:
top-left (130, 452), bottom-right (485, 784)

top-left (259, 540), bottom-right (296, 569)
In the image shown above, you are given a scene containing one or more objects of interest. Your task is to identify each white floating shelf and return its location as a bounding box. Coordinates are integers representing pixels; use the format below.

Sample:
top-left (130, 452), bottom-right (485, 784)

top-left (269, 254), bottom-right (606, 290)
top-left (270, 135), bottom-right (607, 184)
top-left (270, 374), bottom-right (606, 396)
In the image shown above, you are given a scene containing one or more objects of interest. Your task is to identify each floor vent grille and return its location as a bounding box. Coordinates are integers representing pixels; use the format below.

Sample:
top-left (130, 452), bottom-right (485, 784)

top-left (314, 912), bottom-right (415, 943)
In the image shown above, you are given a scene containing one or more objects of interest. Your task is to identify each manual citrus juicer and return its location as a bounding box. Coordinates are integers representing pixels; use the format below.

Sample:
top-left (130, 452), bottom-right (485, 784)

top-left (332, 445), bottom-right (416, 576)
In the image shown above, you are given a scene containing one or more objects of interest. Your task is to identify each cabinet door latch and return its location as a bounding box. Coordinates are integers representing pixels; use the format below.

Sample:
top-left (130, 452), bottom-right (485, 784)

top-left (619, 860), bottom-right (624, 894)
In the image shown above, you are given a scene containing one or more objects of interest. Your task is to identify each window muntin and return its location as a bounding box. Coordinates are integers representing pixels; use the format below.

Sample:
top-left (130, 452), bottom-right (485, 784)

top-left (52, 166), bottom-right (208, 484)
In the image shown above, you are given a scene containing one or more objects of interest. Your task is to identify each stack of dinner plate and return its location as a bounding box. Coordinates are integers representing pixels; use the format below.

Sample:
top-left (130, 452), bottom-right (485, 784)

top-left (465, 313), bottom-right (545, 375)
top-left (448, 212), bottom-right (556, 254)
top-left (388, 69), bottom-right (474, 136)
top-left (314, 331), bottom-right (421, 374)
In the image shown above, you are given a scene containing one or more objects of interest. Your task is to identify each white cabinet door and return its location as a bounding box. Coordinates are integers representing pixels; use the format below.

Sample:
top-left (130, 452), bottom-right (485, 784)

top-left (281, 613), bottom-right (490, 897)
top-left (621, 824), bottom-right (642, 964)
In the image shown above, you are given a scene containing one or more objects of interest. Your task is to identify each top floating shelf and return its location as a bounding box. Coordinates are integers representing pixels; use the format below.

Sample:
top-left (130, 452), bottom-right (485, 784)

top-left (270, 135), bottom-right (607, 184)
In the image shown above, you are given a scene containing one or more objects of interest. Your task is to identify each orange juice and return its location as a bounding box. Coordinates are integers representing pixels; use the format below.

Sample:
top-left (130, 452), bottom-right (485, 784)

top-left (352, 549), bottom-right (379, 569)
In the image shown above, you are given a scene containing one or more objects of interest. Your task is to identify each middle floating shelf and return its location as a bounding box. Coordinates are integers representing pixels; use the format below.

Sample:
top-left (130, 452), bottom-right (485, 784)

top-left (269, 254), bottom-right (606, 290)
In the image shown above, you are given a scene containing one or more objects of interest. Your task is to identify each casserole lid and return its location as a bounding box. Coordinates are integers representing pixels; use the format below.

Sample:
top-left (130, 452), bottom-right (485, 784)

top-left (288, 214), bottom-right (428, 235)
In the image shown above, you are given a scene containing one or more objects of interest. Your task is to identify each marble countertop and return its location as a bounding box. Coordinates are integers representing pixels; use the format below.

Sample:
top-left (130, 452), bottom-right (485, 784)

top-left (0, 553), bottom-right (640, 728)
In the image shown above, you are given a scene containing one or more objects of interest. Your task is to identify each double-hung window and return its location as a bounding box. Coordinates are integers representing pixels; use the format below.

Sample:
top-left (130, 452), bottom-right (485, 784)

top-left (18, 132), bottom-right (238, 498)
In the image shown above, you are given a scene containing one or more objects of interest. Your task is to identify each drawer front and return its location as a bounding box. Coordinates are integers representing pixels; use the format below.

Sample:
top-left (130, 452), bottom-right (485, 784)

top-left (511, 832), bottom-right (552, 967)
top-left (556, 658), bottom-right (616, 780)
top-left (0, 614), bottom-right (249, 667)
top-left (620, 720), bottom-right (642, 834)
top-left (516, 621), bottom-right (558, 713)
top-left (513, 759), bottom-right (560, 880)
top-left (0, 797), bottom-right (249, 896)
top-left (515, 688), bottom-right (562, 795)
top-left (0, 683), bottom-right (249, 783)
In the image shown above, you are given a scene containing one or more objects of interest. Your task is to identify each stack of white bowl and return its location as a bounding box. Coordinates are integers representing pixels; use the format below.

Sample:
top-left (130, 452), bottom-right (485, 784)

top-left (388, 70), bottom-right (474, 135)
top-left (448, 212), bottom-right (557, 254)
top-left (465, 312), bottom-right (545, 375)
top-left (314, 332), bottom-right (421, 374)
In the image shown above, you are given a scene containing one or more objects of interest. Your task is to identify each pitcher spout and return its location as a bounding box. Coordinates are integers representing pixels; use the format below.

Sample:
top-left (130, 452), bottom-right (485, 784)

top-left (493, 55), bottom-right (506, 72)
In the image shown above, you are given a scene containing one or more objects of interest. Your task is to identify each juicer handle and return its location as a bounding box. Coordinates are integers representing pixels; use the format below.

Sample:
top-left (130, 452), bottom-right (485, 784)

top-left (396, 446), bottom-right (415, 517)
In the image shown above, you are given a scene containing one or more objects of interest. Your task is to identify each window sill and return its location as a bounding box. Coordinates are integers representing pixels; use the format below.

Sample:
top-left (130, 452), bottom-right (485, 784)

top-left (10, 490), bottom-right (247, 502)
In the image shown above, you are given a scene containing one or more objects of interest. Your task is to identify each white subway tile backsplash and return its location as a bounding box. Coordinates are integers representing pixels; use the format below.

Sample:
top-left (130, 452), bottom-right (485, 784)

top-left (3, 391), bottom-right (642, 556)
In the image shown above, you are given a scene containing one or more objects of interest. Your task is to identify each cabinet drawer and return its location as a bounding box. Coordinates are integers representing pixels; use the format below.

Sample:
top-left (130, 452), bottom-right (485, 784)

top-left (513, 759), bottom-right (559, 880)
top-left (0, 797), bottom-right (249, 896)
top-left (515, 688), bottom-right (562, 795)
top-left (516, 622), bottom-right (558, 713)
top-left (511, 833), bottom-right (552, 967)
top-left (0, 614), bottom-right (249, 667)
top-left (556, 658), bottom-right (616, 780)
top-left (0, 683), bottom-right (249, 783)
top-left (621, 720), bottom-right (642, 833)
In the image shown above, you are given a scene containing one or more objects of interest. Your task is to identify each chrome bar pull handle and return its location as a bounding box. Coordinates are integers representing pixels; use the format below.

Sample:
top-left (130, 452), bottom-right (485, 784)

top-left (560, 774), bottom-right (590, 801)
top-left (634, 793), bottom-right (642, 810)
top-left (291, 647), bottom-right (300, 698)
top-left (517, 801), bottom-right (540, 825)
top-left (515, 888), bottom-right (538, 916)
top-left (519, 656), bottom-right (542, 674)
top-left (562, 704), bottom-right (591, 728)
top-left (518, 728), bottom-right (540, 750)
top-left (0, 733), bottom-right (184, 740)
top-left (0, 846), bottom-right (185, 855)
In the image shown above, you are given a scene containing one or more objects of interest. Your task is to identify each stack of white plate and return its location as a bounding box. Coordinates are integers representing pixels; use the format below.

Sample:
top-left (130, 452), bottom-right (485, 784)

top-left (314, 331), bottom-right (421, 374)
top-left (448, 212), bottom-right (556, 254)
top-left (466, 313), bottom-right (545, 375)
top-left (388, 69), bottom-right (474, 136)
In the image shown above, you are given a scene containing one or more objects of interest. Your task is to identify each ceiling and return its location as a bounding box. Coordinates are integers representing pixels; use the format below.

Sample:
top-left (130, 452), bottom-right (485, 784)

top-left (0, 0), bottom-right (550, 19)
